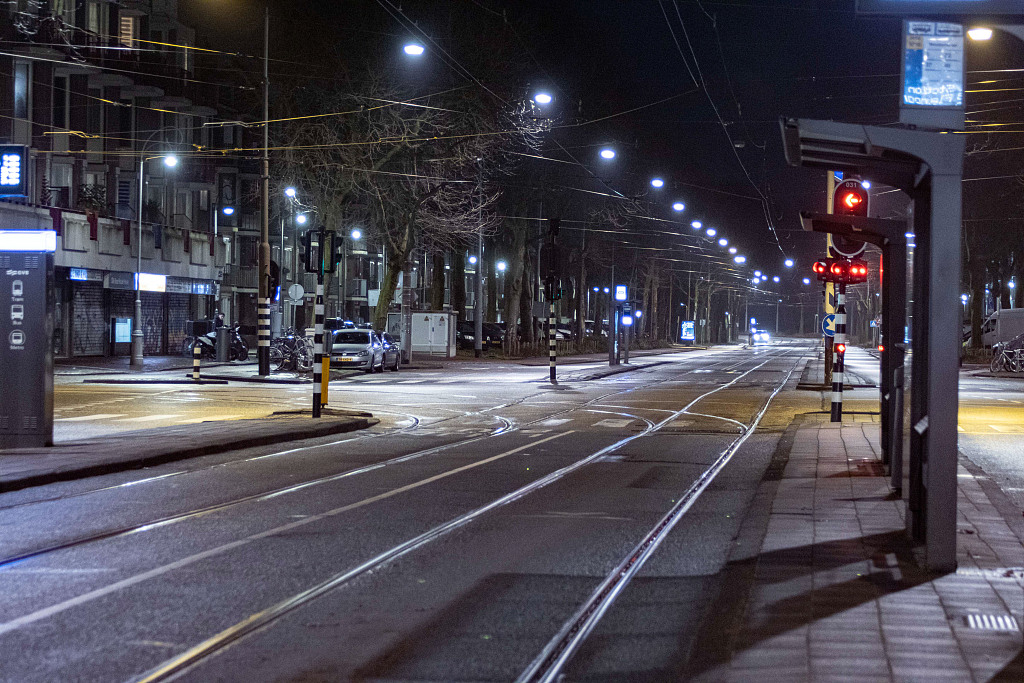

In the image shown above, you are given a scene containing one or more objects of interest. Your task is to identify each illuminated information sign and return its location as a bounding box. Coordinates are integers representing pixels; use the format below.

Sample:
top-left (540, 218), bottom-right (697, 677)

top-left (0, 145), bottom-right (27, 197)
top-left (900, 20), bottom-right (965, 129)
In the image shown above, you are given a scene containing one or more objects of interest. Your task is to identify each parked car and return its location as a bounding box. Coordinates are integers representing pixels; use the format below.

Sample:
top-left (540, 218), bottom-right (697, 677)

top-left (482, 322), bottom-right (506, 346)
top-left (329, 329), bottom-right (385, 372)
top-left (379, 331), bottom-right (401, 371)
top-left (323, 318), bottom-right (356, 331)
top-left (457, 321), bottom-right (501, 349)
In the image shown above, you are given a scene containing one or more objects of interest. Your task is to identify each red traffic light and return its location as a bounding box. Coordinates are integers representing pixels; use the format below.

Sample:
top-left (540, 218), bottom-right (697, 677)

top-left (833, 180), bottom-right (869, 218)
top-left (878, 345), bottom-right (885, 352)
top-left (830, 262), bottom-right (845, 277)
top-left (813, 261), bottom-right (827, 275)
top-left (836, 343), bottom-right (847, 354)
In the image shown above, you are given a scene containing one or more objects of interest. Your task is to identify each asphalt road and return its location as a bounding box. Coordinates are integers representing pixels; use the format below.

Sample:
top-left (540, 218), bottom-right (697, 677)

top-left (0, 342), bottom-right (815, 682)
top-left (5, 342), bottom-right (1024, 682)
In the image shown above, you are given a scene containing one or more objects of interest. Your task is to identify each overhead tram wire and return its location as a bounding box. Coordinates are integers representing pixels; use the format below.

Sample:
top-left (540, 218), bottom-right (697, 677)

top-left (666, 0), bottom-right (784, 255)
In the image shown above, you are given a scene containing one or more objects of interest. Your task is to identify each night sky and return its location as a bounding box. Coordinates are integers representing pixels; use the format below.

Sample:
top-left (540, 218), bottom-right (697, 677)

top-left (180, 0), bottom-right (1024, 286)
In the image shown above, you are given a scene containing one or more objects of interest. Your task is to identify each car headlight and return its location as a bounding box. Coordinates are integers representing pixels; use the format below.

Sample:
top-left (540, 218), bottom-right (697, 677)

top-left (355, 349), bottom-right (369, 356)
top-left (465, 335), bottom-right (474, 341)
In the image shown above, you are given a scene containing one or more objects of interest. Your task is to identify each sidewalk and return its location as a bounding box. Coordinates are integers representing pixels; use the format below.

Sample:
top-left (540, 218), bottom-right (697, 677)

top-left (691, 389), bottom-right (1024, 680)
top-left (0, 409), bottom-right (377, 493)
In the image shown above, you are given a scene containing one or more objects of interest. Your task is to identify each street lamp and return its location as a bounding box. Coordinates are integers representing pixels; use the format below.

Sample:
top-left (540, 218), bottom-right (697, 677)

top-left (131, 149), bottom-right (180, 369)
top-left (784, 258), bottom-right (794, 268)
top-left (296, 213), bottom-right (308, 225)
top-left (284, 186), bottom-right (296, 198)
top-left (403, 43), bottom-right (425, 55)
top-left (496, 260), bottom-right (507, 272)
top-left (729, 247), bottom-right (737, 255)
top-left (754, 271), bottom-right (762, 278)
top-left (469, 255), bottom-right (478, 265)
top-left (706, 228), bottom-right (717, 237)
top-left (351, 228), bottom-right (362, 240)
top-left (803, 277), bottom-right (811, 285)
top-left (599, 148), bottom-right (616, 160)
top-left (691, 220), bottom-right (702, 230)
top-left (734, 255), bottom-right (747, 264)
top-left (968, 27), bottom-right (993, 41)
top-left (534, 92), bottom-right (552, 105)
top-left (718, 238), bottom-right (728, 247)
top-left (773, 276), bottom-right (780, 283)
top-left (672, 202), bottom-right (685, 211)
top-left (650, 178), bottom-right (664, 188)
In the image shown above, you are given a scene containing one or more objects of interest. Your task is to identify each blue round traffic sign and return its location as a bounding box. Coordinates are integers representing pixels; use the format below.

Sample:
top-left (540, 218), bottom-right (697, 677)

top-left (821, 314), bottom-right (836, 338)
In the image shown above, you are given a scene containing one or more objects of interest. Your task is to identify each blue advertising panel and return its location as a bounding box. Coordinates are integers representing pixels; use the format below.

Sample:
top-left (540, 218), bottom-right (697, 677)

top-left (900, 20), bottom-right (964, 130)
top-left (681, 320), bottom-right (695, 341)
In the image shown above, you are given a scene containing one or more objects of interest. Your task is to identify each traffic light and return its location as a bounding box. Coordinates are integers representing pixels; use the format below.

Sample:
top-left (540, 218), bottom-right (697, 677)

top-left (831, 179), bottom-right (869, 258)
top-left (834, 181), bottom-right (868, 216)
top-left (813, 258), bottom-right (869, 284)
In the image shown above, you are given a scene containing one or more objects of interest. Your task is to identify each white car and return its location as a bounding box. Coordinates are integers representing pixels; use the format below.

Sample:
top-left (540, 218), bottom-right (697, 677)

top-left (751, 329), bottom-right (771, 346)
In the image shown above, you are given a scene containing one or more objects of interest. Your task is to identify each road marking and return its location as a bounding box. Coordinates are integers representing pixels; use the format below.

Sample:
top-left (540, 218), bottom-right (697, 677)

top-left (114, 414), bottom-right (183, 423)
top-left (540, 418), bottom-right (572, 427)
top-left (178, 415), bottom-right (243, 424)
top-left (397, 379), bottom-right (426, 384)
top-left (957, 425), bottom-right (965, 432)
top-left (54, 413), bottom-right (127, 422)
top-left (593, 418), bottom-right (633, 428)
top-left (0, 431), bottom-right (572, 638)
top-left (989, 425), bottom-right (1024, 433)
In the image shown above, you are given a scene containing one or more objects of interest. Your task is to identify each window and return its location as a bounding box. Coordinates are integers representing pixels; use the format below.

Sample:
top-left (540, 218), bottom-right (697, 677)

top-left (86, 2), bottom-right (108, 36)
top-left (86, 88), bottom-right (102, 135)
top-left (14, 62), bottom-right (29, 120)
top-left (119, 15), bottom-right (137, 48)
top-left (53, 76), bottom-right (69, 129)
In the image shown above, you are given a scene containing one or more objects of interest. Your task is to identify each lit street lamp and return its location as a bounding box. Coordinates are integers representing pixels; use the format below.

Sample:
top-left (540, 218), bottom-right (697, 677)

top-left (403, 43), bottom-right (425, 55)
top-left (534, 92), bottom-right (552, 105)
top-left (132, 150), bottom-right (179, 369)
top-left (650, 177), bottom-right (664, 188)
top-left (691, 221), bottom-right (702, 230)
top-left (785, 258), bottom-right (794, 268)
top-left (672, 202), bottom-right (685, 211)
top-left (599, 148), bottom-right (616, 160)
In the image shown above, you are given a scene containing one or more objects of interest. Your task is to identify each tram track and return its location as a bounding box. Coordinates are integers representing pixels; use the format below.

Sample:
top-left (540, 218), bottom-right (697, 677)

top-left (0, 354), bottom-right (744, 570)
top-left (118, 347), bottom-right (804, 683)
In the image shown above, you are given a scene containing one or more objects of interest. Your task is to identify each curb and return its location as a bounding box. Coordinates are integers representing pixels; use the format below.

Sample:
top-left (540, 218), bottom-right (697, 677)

top-left (84, 378), bottom-right (230, 385)
top-left (0, 416), bottom-right (378, 494)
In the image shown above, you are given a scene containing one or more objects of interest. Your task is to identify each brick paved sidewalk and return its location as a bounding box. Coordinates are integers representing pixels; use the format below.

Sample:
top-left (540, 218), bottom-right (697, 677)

top-left (694, 415), bottom-right (1024, 682)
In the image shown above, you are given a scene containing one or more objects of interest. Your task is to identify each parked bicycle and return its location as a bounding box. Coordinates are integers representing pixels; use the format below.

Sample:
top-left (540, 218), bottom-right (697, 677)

top-left (989, 344), bottom-right (1024, 373)
top-left (270, 328), bottom-right (315, 373)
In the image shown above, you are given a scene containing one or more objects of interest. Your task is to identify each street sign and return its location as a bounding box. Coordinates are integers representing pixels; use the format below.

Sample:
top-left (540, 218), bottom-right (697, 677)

top-left (857, 0), bottom-right (1022, 14)
top-left (615, 285), bottom-right (627, 301)
top-left (822, 313), bottom-right (836, 337)
top-left (900, 20), bottom-right (964, 131)
top-left (681, 320), bottom-right (695, 341)
top-left (287, 283), bottom-right (304, 302)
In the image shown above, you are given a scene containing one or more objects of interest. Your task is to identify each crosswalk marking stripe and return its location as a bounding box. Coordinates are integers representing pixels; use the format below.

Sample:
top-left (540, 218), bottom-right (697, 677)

top-left (55, 413), bottom-right (127, 422)
top-left (114, 415), bottom-right (183, 423)
top-left (593, 418), bottom-right (633, 428)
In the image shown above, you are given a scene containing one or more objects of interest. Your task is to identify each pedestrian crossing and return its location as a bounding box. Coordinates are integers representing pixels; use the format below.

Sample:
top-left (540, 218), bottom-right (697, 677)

top-left (331, 375), bottom-right (537, 385)
top-left (958, 424), bottom-right (1024, 434)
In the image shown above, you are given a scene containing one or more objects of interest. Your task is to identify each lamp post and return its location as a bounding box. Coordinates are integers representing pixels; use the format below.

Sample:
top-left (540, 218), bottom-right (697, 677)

top-left (342, 228), bottom-right (362, 319)
top-left (131, 149), bottom-right (178, 369)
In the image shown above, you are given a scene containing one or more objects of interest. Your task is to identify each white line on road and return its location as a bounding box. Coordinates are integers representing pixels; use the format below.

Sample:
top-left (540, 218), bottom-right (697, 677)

top-left (114, 415), bottom-right (183, 423)
top-left (54, 414), bottom-right (127, 422)
top-left (0, 431), bottom-right (572, 639)
top-left (593, 418), bottom-right (634, 428)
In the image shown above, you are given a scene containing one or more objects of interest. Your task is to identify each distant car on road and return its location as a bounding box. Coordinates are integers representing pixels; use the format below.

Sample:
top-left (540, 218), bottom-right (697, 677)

top-left (329, 329), bottom-right (385, 373)
top-left (751, 329), bottom-right (771, 346)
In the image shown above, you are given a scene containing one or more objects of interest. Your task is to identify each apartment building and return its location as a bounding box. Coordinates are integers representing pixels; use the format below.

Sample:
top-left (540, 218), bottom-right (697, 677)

top-left (0, 0), bottom-right (249, 358)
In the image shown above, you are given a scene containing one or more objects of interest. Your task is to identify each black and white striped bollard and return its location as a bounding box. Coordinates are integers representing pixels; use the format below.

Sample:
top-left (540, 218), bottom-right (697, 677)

top-left (830, 283), bottom-right (847, 422)
top-left (549, 299), bottom-right (557, 383)
top-left (257, 297), bottom-right (271, 374)
top-left (312, 283), bottom-right (325, 418)
top-left (192, 341), bottom-right (201, 381)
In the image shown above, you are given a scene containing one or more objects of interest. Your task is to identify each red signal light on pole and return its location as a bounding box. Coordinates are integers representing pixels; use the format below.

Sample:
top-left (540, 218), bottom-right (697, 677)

top-left (813, 261), bottom-right (826, 275)
top-left (830, 262), bottom-right (845, 278)
top-left (833, 180), bottom-right (869, 218)
top-left (836, 343), bottom-right (846, 354)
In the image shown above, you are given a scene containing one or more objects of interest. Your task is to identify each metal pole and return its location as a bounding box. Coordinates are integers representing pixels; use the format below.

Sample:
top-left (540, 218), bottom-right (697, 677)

top-left (474, 170), bottom-right (483, 358)
top-left (831, 282), bottom-right (847, 422)
top-left (131, 152), bottom-right (144, 368)
top-left (257, 4), bottom-right (271, 375)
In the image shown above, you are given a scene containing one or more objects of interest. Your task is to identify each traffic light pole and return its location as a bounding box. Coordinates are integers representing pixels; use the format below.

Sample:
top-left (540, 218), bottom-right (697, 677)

top-left (257, 6), bottom-right (271, 376)
top-left (831, 283), bottom-right (847, 422)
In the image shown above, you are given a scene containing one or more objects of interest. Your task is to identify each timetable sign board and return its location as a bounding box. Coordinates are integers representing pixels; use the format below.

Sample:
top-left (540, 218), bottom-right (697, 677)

top-left (900, 21), bottom-right (965, 130)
